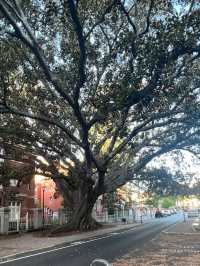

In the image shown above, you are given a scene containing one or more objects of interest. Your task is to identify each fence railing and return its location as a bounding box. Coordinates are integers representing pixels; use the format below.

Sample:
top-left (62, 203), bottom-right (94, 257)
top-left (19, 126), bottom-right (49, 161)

top-left (8, 221), bottom-right (18, 232)
top-left (93, 208), bottom-right (155, 224)
top-left (0, 207), bottom-right (156, 234)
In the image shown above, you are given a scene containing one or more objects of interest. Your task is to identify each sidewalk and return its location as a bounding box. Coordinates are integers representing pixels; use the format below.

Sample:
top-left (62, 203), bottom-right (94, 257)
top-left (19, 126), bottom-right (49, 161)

top-left (0, 222), bottom-right (140, 258)
top-left (163, 219), bottom-right (197, 234)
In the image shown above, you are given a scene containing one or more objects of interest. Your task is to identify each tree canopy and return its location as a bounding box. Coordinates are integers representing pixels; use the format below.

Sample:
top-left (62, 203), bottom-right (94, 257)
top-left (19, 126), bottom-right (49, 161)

top-left (0, 0), bottom-right (200, 230)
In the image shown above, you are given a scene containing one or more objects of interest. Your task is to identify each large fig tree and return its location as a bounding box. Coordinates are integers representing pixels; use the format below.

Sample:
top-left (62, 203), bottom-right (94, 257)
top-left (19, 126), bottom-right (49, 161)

top-left (0, 0), bottom-right (200, 230)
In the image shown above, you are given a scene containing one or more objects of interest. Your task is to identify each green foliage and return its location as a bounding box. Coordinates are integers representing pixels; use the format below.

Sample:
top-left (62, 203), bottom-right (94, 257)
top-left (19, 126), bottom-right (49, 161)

top-left (144, 195), bottom-right (160, 207)
top-left (145, 195), bottom-right (176, 208)
top-left (0, 0), bottom-right (200, 203)
top-left (160, 196), bottom-right (176, 208)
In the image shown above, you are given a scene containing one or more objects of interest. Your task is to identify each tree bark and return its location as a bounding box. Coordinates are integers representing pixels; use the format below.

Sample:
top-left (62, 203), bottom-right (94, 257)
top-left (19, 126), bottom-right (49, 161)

top-left (51, 187), bottom-right (102, 234)
top-left (70, 194), bottom-right (101, 231)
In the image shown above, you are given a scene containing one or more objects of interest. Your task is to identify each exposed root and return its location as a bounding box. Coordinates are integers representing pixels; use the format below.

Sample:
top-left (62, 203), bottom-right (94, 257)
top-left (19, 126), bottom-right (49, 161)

top-left (49, 217), bottom-right (102, 236)
top-left (49, 223), bottom-right (75, 235)
top-left (79, 216), bottom-right (102, 231)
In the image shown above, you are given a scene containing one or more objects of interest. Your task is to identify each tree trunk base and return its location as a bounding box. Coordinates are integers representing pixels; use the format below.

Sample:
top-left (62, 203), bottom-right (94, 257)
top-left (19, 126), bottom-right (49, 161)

top-left (49, 217), bottom-right (102, 236)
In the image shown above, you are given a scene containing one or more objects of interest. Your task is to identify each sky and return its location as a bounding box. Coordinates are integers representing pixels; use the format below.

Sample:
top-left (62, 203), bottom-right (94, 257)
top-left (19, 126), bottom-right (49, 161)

top-left (151, 150), bottom-right (200, 187)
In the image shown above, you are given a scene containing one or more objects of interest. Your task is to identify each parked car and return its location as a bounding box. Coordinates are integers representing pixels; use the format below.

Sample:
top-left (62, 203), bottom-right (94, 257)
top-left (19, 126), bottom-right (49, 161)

top-left (169, 208), bottom-right (177, 215)
top-left (155, 209), bottom-right (163, 218)
top-left (171, 208), bottom-right (177, 214)
top-left (162, 209), bottom-right (171, 216)
top-left (192, 218), bottom-right (200, 231)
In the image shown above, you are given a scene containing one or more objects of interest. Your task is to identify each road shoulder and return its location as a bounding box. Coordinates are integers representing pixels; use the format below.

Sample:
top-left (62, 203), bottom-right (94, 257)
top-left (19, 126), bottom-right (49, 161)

top-left (114, 218), bottom-right (200, 266)
top-left (0, 222), bottom-right (140, 263)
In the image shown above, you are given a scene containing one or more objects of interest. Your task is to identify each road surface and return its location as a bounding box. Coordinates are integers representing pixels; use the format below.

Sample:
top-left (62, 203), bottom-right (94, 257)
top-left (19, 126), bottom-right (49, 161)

top-left (0, 215), bottom-right (181, 266)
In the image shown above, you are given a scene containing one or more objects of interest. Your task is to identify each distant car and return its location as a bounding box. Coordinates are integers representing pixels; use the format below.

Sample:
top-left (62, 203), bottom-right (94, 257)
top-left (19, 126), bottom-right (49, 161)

top-left (169, 209), bottom-right (176, 215)
top-left (162, 209), bottom-right (171, 216)
top-left (155, 210), bottom-right (163, 218)
top-left (192, 218), bottom-right (200, 231)
top-left (172, 208), bottom-right (177, 214)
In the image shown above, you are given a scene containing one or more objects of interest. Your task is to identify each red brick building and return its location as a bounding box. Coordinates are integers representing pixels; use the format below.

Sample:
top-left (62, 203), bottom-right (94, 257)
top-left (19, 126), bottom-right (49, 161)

top-left (0, 147), bottom-right (36, 217)
top-left (34, 175), bottom-right (63, 217)
top-left (0, 147), bottom-right (63, 219)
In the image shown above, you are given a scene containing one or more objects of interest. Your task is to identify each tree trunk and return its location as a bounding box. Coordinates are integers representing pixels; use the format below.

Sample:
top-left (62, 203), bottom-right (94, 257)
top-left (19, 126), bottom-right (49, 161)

top-left (51, 189), bottom-right (102, 234)
top-left (70, 196), bottom-right (101, 231)
top-left (50, 169), bottom-right (106, 234)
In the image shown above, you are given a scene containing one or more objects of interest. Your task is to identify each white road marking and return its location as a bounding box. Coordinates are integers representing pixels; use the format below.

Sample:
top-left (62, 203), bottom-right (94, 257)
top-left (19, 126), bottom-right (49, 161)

top-left (90, 258), bottom-right (111, 265)
top-left (115, 226), bottom-right (139, 235)
top-left (109, 232), bottom-right (120, 236)
top-left (0, 227), bottom-right (138, 264)
top-left (70, 241), bottom-right (84, 246)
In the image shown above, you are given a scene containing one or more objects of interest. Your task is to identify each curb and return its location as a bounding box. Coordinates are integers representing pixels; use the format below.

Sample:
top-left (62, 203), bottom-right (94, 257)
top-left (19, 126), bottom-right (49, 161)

top-left (161, 220), bottom-right (182, 234)
top-left (0, 223), bottom-right (141, 263)
top-left (161, 220), bottom-right (200, 235)
top-left (149, 219), bottom-right (181, 242)
top-left (162, 231), bottom-right (200, 235)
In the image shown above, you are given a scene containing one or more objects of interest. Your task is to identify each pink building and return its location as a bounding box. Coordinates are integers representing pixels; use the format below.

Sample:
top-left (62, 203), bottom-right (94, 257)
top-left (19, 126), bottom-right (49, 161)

top-left (34, 176), bottom-right (63, 217)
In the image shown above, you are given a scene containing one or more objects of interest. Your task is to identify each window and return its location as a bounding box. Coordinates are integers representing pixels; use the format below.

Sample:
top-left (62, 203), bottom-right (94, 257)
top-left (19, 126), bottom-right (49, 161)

top-left (10, 179), bottom-right (18, 187)
top-left (0, 149), bottom-right (4, 164)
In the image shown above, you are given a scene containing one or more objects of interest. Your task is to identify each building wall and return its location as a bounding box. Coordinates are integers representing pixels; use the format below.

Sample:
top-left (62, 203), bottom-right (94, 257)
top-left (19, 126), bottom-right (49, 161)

top-left (34, 176), bottom-right (63, 214)
top-left (0, 178), bottom-right (36, 216)
top-left (0, 151), bottom-right (36, 217)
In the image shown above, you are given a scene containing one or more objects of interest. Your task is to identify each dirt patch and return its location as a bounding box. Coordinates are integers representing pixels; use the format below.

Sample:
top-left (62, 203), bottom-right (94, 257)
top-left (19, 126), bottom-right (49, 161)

top-left (0, 233), bottom-right (20, 240)
top-left (165, 220), bottom-right (198, 234)
top-left (113, 233), bottom-right (200, 266)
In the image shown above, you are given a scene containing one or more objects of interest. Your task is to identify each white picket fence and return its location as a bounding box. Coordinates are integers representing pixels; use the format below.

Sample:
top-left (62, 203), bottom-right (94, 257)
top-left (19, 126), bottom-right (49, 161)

top-left (0, 207), bottom-right (43, 234)
top-left (93, 208), bottom-right (155, 224)
top-left (8, 205), bottom-right (20, 232)
top-left (0, 206), bottom-right (156, 234)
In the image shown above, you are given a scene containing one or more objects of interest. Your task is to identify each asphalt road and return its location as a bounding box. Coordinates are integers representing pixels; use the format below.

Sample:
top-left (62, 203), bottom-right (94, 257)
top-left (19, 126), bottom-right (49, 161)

top-left (0, 215), bottom-right (181, 266)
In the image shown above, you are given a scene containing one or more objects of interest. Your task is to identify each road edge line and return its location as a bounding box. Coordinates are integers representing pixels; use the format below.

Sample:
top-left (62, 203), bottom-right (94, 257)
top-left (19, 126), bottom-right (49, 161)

top-left (0, 223), bottom-right (141, 263)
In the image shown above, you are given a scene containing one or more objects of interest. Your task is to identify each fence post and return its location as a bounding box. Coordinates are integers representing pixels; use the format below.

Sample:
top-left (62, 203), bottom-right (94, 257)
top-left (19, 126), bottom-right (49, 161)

top-left (183, 210), bottom-right (186, 222)
top-left (0, 207), bottom-right (10, 234)
top-left (140, 208), bottom-right (143, 224)
top-left (132, 208), bottom-right (136, 223)
top-left (26, 212), bottom-right (29, 231)
top-left (33, 208), bottom-right (43, 229)
top-left (115, 209), bottom-right (118, 222)
top-left (58, 208), bottom-right (65, 225)
top-left (16, 205), bottom-right (20, 232)
top-left (104, 208), bottom-right (108, 223)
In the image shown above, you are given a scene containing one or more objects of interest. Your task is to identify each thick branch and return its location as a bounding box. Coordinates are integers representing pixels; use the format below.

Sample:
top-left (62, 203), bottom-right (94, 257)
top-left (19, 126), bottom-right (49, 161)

top-left (0, 106), bottom-right (82, 147)
top-left (85, 1), bottom-right (117, 39)
top-left (139, 0), bottom-right (154, 37)
top-left (117, 0), bottom-right (137, 35)
top-left (0, 1), bottom-right (74, 107)
top-left (67, 0), bottom-right (86, 99)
